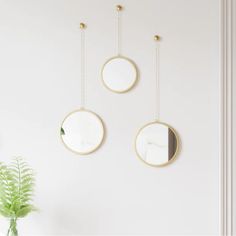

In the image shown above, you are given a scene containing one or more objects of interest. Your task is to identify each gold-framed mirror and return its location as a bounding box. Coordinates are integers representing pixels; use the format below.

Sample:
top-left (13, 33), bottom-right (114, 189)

top-left (135, 121), bottom-right (179, 167)
top-left (101, 5), bottom-right (138, 93)
top-left (60, 23), bottom-right (105, 155)
top-left (102, 56), bottom-right (138, 93)
top-left (61, 109), bottom-right (105, 155)
top-left (134, 35), bottom-right (180, 167)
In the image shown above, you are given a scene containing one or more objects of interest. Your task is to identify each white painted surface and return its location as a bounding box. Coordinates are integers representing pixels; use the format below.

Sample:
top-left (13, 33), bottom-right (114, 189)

top-left (0, 0), bottom-right (220, 235)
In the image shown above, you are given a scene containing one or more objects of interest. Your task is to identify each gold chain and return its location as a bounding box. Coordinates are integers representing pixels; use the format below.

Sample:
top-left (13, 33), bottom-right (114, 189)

top-left (155, 41), bottom-right (160, 121)
top-left (80, 26), bottom-right (85, 109)
top-left (117, 6), bottom-right (122, 56)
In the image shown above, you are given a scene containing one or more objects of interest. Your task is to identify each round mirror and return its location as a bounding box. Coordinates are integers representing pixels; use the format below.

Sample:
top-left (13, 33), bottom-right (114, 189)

top-left (102, 56), bottom-right (138, 93)
top-left (60, 109), bottom-right (105, 155)
top-left (135, 122), bottom-right (179, 167)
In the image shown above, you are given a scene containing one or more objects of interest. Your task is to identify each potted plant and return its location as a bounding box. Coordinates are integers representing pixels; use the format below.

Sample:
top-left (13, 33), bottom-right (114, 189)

top-left (0, 158), bottom-right (37, 236)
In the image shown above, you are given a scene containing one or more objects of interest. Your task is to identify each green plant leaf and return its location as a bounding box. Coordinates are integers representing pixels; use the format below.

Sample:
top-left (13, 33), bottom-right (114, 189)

top-left (16, 205), bottom-right (34, 218)
top-left (0, 158), bottom-right (37, 220)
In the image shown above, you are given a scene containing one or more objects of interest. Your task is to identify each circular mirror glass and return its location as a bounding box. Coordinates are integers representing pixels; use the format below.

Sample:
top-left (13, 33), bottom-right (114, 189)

top-left (102, 56), bottom-right (138, 93)
top-left (60, 110), bottom-right (105, 154)
top-left (135, 122), bottom-right (179, 167)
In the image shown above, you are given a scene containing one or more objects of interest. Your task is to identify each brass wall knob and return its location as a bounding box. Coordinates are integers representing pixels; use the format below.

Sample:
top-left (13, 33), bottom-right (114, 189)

top-left (116, 5), bottom-right (123, 11)
top-left (80, 23), bottom-right (86, 29)
top-left (154, 35), bottom-right (160, 41)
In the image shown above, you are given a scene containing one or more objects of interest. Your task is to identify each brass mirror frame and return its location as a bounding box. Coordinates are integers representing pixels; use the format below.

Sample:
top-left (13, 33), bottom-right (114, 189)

top-left (60, 108), bottom-right (105, 155)
top-left (101, 55), bottom-right (138, 93)
top-left (135, 121), bottom-right (180, 167)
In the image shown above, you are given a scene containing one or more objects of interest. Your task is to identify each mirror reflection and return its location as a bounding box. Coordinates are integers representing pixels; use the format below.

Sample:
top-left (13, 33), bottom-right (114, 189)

top-left (102, 57), bottom-right (137, 93)
top-left (60, 110), bottom-right (105, 154)
top-left (135, 122), bottom-right (178, 166)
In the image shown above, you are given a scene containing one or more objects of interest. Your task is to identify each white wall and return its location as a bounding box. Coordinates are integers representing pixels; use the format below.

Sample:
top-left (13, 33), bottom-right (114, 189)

top-left (0, 0), bottom-right (220, 235)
